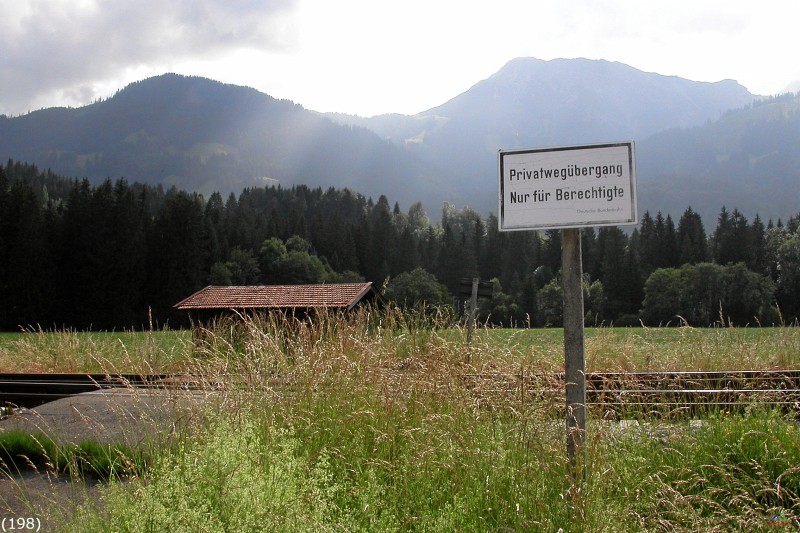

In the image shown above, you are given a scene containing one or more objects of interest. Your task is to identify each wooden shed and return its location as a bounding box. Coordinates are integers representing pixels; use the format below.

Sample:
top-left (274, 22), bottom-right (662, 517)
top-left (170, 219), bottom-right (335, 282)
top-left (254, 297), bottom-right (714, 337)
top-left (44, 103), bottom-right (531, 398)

top-left (174, 282), bottom-right (380, 326)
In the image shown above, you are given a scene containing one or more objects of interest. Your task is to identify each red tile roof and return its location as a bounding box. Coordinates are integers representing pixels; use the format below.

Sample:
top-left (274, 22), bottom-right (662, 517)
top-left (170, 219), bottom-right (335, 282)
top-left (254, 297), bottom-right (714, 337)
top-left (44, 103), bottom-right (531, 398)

top-left (174, 283), bottom-right (375, 311)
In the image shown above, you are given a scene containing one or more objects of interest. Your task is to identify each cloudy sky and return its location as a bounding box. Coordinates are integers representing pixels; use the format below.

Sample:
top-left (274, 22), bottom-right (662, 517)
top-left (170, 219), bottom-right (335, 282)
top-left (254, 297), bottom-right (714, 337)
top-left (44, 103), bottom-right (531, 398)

top-left (2, 0), bottom-right (799, 117)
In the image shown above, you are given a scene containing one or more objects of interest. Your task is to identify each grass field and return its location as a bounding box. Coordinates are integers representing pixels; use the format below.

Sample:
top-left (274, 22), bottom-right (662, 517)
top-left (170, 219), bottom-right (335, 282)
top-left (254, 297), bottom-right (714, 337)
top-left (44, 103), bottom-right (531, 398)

top-left (1, 323), bottom-right (798, 374)
top-left (467, 325), bottom-right (800, 372)
top-left (2, 315), bottom-right (799, 530)
top-left (0, 329), bottom-right (191, 373)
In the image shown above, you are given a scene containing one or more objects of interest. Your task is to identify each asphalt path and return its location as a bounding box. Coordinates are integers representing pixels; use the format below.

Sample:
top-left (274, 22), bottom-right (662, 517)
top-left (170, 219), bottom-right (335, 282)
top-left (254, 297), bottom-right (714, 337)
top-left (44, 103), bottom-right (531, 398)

top-left (0, 388), bottom-right (209, 529)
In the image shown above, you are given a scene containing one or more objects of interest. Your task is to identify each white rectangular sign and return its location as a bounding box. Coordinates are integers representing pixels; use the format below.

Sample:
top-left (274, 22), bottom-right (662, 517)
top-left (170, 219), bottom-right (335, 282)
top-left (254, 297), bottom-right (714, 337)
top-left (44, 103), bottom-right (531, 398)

top-left (498, 142), bottom-right (637, 231)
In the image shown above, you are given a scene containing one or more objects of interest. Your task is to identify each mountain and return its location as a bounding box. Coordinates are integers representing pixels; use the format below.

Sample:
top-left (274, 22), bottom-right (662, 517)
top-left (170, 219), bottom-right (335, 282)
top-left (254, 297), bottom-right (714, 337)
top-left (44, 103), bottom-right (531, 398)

top-left (0, 74), bottom-right (439, 204)
top-left (381, 57), bottom-right (753, 141)
top-left (2, 59), bottom-right (797, 224)
top-left (636, 92), bottom-right (800, 224)
top-left (332, 57), bottom-right (759, 214)
top-left (785, 79), bottom-right (800, 94)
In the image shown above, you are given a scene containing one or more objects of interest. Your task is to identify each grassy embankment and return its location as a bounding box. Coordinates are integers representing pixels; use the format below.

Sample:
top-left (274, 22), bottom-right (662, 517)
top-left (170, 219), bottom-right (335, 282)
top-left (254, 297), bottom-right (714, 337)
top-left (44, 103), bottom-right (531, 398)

top-left (1, 315), bottom-right (799, 530)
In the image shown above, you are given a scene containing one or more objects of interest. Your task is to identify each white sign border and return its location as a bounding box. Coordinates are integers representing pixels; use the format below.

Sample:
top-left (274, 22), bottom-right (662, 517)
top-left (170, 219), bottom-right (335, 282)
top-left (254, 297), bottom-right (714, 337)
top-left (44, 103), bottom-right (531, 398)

top-left (498, 141), bottom-right (638, 232)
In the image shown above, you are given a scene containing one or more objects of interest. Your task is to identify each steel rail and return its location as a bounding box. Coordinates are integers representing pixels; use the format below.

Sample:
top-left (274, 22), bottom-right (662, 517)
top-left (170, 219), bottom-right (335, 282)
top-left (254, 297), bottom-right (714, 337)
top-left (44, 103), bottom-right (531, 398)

top-left (2, 370), bottom-right (799, 414)
top-left (461, 370), bottom-right (800, 416)
top-left (0, 373), bottom-right (202, 409)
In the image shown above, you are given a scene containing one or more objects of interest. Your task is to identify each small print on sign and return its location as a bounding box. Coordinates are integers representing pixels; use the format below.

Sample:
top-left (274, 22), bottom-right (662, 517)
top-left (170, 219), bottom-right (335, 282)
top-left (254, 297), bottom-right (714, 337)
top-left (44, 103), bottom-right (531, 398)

top-left (498, 142), bottom-right (637, 231)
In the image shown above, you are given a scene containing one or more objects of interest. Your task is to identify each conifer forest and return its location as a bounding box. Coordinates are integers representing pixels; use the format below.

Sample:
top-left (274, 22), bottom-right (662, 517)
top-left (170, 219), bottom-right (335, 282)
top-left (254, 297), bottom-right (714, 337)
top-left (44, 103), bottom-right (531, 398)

top-left (1, 160), bottom-right (798, 330)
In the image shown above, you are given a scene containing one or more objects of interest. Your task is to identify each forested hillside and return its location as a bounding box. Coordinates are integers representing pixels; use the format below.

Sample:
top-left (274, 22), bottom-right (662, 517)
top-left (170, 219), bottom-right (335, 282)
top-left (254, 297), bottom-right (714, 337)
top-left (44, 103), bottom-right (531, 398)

top-left (636, 93), bottom-right (800, 223)
top-left (1, 160), bottom-right (798, 330)
top-left (0, 74), bottom-right (434, 205)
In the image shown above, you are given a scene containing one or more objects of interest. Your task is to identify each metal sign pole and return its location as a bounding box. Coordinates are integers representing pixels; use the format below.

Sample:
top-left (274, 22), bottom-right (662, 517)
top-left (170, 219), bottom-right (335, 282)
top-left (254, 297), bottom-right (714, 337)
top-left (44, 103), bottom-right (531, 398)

top-left (562, 228), bottom-right (586, 484)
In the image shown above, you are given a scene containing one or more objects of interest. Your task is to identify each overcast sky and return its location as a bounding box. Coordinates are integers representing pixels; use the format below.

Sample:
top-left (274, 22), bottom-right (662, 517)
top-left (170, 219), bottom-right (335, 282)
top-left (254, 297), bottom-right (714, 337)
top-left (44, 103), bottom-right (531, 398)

top-left (2, 0), bottom-right (799, 117)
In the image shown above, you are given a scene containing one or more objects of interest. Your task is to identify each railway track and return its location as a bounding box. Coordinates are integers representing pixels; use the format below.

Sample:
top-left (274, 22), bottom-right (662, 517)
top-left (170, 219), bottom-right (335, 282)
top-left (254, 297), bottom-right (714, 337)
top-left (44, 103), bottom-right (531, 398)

top-left (0, 373), bottom-right (202, 409)
top-left (2, 370), bottom-right (799, 415)
top-left (464, 369), bottom-right (800, 416)
top-left (590, 370), bottom-right (800, 411)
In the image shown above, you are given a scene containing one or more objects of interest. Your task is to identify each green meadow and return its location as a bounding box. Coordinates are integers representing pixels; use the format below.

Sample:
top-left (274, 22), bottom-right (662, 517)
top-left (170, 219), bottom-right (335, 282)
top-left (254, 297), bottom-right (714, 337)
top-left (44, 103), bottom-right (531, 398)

top-left (0, 329), bottom-right (190, 373)
top-left (1, 315), bottom-right (799, 530)
top-left (1, 323), bottom-right (798, 374)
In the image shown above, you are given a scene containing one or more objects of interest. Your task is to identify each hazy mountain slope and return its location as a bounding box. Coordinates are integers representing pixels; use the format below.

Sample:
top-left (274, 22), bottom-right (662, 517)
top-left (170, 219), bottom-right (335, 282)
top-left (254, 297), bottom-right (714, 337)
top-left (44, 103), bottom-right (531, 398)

top-left (0, 74), bottom-right (437, 203)
top-left (419, 57), bottom-right (754, 143)
top-left (333, 57), bottom-right (759, 214)
top-left (636, 93), bottom-right (800, 223)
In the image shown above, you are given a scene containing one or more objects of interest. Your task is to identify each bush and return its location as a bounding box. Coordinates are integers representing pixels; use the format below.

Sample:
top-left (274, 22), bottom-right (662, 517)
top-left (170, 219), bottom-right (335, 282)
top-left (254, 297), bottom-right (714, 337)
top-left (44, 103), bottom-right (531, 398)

top-left (642, 263), bottom-right (774, 326)
top-left (384, 268), bottom-right (450, 309)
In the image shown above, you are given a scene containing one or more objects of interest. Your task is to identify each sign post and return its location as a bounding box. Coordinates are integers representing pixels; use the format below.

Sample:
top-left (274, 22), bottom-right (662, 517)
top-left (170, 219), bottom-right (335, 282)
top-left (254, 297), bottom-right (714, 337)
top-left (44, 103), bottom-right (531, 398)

top-left (498, 141), bottom-right (637, 489)
top-left (562, 227), bottom-right (586, 481)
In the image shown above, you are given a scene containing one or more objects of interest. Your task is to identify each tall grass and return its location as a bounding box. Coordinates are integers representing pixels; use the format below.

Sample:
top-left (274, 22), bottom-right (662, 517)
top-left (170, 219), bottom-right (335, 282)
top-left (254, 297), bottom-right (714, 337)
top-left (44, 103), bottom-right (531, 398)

top-left (2, 319), bottom-right (798, 375)
top-left (444, 323), bottom-right (800, 373)
top-left (63, 309), bottom-right (799, 531)
top-left (0, 328), bottom-right (191, 373)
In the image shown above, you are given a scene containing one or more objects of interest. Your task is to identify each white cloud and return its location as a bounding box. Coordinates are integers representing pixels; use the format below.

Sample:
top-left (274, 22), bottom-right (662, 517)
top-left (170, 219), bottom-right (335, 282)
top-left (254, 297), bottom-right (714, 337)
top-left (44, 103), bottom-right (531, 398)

top-left (0, 0), bottom-right (296, 113)
top-left (1, 0), bottom-right (798, 116)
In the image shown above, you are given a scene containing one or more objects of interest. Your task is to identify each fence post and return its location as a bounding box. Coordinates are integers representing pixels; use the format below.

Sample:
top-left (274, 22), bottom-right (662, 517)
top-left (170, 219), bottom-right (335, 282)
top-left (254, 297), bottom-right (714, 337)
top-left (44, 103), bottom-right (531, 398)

top-left (466, 277), bottom-right (479, 345)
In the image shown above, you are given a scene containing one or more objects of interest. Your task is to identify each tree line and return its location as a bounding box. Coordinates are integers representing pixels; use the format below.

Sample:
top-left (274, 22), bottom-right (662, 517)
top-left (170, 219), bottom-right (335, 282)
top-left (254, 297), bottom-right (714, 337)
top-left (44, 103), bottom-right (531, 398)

top-left (1, 159), bottom-right (798, 330)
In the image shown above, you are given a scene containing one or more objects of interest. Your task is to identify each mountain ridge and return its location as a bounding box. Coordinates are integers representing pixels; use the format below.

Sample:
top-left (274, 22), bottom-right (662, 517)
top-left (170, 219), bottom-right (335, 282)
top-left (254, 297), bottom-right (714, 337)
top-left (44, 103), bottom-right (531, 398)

top-left (1, 58), bottom-right (797, 224)
top-left (0, 73), bottom-right (437, 204)
top-left (333, 58), bottom-right (754, 143)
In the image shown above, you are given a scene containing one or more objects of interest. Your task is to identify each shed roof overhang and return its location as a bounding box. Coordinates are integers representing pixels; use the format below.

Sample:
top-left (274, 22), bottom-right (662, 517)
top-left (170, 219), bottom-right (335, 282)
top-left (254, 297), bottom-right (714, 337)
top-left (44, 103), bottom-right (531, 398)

top-left (174, 282), bottom-right (377, 312)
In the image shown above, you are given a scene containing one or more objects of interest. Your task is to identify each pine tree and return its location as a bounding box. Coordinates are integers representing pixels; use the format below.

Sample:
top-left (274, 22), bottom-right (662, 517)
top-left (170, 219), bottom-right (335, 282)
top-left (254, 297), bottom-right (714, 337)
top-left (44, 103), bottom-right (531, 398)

top-left (0, 166), bottom-right (9, 327)
top-left (711, 206), bottom-right (733, 264)
top-left (145, 191), bottom-right (209, 326)
top-left (106, 179), bottom-right (149, 327)
top-left (596, 227), bottom-right (635, 319)
top-left (364, 195), bottom-right (395, 282)
top-left (55, 179), bottom-right (96, 327)
top-left (712, 207), bottom-right (753, 265)
top-left (541, 230), bottom-right (561, 273)
top-left (437, 222), bottom-right (477, 293)
top-left (204, 191), bottom-right (228, 262)
top-left (1, 178), bottom-right (48, 328)
top-left (750, 214), bottom-right (767, 274)
top-left (393, 226), bottom-right (419, 275)
top-left (677, 207), bottom-right (707, 265)
top-left (638, 211), bottom-right (658, 275)
top-left (661, 214), bottom-right (679, 268)
top-left (480, 215), bottom-right (503, 280)
top-left (581, 227), bottom-right (597, 279)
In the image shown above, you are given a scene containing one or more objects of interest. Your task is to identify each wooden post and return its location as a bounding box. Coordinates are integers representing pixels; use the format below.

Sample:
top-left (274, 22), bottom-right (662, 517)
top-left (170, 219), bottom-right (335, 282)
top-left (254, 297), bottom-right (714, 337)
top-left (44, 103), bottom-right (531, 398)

top-left (562, 228), bottom-right (586, 483)
top-left (466, 277), bottom-right (479, 345)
